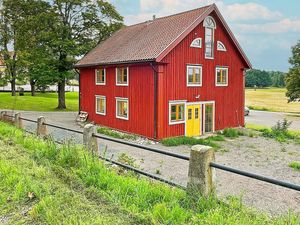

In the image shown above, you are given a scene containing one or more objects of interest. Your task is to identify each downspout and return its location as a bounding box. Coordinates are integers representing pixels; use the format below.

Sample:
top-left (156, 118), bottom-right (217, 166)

top-left (150, 62), bottom-right (158, 140)
top-left (75, 69), bottom-right (81, 114)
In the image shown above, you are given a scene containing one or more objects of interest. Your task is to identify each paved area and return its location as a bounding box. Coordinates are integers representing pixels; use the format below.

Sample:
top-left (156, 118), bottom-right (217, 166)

top-left (1, 109), bottom-right (300, 216)
top-left (246, 110), bottom-right (300, 130)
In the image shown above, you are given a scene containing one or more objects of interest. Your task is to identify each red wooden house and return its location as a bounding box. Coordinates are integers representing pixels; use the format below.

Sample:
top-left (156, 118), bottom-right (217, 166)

top-left (75, 4), bottom-right (251, 140)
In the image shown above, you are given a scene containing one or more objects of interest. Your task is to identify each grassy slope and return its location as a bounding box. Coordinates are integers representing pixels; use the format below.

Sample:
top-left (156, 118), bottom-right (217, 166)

top-left (0, 122), bottom-right (299, 224)
top-left (0, 137), bottom-right (140, 224)
top-left (245, 88), bottom-right (300, 113)
top-left (0, 92), bottom-right (78, 112)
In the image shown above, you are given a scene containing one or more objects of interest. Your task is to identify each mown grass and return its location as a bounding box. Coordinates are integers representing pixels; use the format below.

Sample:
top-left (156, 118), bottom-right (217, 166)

top-left (97, 126), bottom-right (138, 140)
top-left (245, 88), bottom-right (300, 113)
top-left (161, 135), bottom-right (224, 148)
top-left (0, 122), bottom-right (299, 224)
top-left (289, 162), bottom-right (300, 171)
top-left (0, 92), bottom-right (78, 111)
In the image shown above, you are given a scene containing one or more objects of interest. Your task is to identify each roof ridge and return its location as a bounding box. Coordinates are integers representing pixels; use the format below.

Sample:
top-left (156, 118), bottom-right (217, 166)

top-left (124, 4), bottom-right (213, 28)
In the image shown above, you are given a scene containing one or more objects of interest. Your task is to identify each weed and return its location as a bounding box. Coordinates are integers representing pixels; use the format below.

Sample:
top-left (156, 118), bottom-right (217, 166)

top-left (161, 136), bottom-right (221, 148)
top-left (97, 127), bottom-right (137, 140)
top-left (289, 162), bottom-right (300, 171)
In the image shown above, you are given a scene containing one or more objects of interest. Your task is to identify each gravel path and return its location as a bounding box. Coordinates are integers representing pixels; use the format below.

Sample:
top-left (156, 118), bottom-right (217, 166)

top-left (2, 110), bottom-right (300, 216)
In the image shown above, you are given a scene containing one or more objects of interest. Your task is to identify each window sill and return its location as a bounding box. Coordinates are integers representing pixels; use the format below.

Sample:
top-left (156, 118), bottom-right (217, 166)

top-left (96, 83), bottom-right (106, 86)
top-left (116, 116), bottom-right (129, 120)
top-left (96, 112), bottom-right (106, 116)
top-left (169, 120), bottom-right (185, 125)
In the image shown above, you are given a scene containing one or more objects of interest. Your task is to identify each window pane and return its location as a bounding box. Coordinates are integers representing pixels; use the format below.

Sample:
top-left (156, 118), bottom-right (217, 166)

top-left (188, 109), bottom-right (192, 120)
top-left (178, 105), bottom-right (184, 120)
top-left (195, 108), bottom-right (199, 119)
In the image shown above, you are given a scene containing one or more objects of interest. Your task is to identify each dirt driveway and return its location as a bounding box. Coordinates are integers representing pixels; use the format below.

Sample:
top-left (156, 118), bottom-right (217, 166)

top-left (3, 110), bottom-right (300, 216)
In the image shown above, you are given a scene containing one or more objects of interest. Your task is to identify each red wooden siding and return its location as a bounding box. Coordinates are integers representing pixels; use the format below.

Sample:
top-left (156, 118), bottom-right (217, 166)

top-left (156, 12), bottom-right (247, 139)
top-left (80, 63), bottom-right (155, 138)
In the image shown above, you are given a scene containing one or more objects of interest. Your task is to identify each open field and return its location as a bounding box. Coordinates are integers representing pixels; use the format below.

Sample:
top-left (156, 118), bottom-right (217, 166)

top-left (0, 122), bottom-right (299, 224)
top-left (246, 88), bottom-right (300, 114)
top-left (0, 92), bottom-right (78, 111)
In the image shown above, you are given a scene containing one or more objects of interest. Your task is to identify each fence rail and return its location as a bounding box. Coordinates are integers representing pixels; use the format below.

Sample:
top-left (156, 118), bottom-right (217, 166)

top-left (1, 110), bottom-right (300, 197)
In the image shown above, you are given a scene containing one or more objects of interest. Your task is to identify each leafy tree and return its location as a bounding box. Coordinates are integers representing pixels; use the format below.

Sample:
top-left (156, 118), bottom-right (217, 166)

top-left (286, 40), bottom-right (300, 102)
top-left (42, 0), bottom-right (123, 109)
top-left (246, 69), bottom-right (272, 87)
top-left (0, 0), bottom-right (27, 96)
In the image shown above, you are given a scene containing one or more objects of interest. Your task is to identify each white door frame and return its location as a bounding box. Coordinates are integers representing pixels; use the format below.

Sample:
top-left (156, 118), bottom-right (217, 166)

top-left (202, 101), bottom-right (215, 134)
top-left (184, 101), bottom-right (215, 136)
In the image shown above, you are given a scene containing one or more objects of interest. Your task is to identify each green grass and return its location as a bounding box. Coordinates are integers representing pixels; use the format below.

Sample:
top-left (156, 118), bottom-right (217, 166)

top-left (246, 88), bottom-right (300, 113)
top-left (97, 126), bottom-right (138, 140)
top-left (161, 135), bottom-right (224, 148)
top-left (0, 92), bottom-right (78, 111)
top-left (246, 123), bottom-right (300, 143)
top-left (0, 122), bottom-right (299, 224)
top-left (289, 162), bottom-right (300, 171)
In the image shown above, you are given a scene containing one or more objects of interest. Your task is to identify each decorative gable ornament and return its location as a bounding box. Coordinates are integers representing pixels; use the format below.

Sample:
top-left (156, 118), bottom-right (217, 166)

top-left (190, 38), bottom-right (202, 48)
top-left (217, 41), bottom-right (227, 51)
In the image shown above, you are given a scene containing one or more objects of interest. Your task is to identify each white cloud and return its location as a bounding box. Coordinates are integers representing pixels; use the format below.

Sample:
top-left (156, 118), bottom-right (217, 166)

top-left (223, 3), bottom-right (281, 21)
top-left (236, 18), bottom-right (300, 34)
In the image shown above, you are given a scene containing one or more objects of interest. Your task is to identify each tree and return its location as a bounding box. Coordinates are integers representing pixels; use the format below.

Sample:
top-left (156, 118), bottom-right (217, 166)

top-left (286, 40), bottom-right (300, 102)
top-left (0, 0), bottom-right (26, 96)
top-left (43, 0), bottom-right (123, 109)
top-left (245, 69), bottom-right (272, 87)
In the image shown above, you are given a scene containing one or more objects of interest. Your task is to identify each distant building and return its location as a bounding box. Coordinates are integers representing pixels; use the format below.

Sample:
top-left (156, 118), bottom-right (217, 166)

top-left (75, 4), bottom-right (252, 140)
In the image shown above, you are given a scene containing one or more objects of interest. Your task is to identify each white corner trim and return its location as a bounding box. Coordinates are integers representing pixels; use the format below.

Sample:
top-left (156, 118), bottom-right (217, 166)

top-left (116, 67), bottom-right (129, 86)
top-left (186, 64), bottom-right (203, 87)
top-left (168, 100), bottom-right (187, 125)
top-left (95, 95), bottom-right (106, 115)
top-left (95, 68), bottom-right (106, 85)
top-left (115, 97), bottom-right (129, 120)
top-left (215, 66), bottom-right (229, 87)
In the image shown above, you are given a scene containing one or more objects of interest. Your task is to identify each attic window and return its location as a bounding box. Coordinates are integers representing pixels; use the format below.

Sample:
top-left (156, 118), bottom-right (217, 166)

top-left (217, 41), bottom-right (227, 51)
top-left (190, 38), bottom-right (202, 48)
top-left (203, 16), bottom-right (216, 59)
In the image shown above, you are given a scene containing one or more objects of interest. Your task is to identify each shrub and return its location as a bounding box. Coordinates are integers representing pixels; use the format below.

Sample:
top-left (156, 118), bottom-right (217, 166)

top-left (161, 136), bottom-right (221, 148)
top-left (222, 128), bottom-right (240, 138)
top-left (97, 127), bottom-right (137, 140)
top-left (289, 162), bottom-right (300, 171)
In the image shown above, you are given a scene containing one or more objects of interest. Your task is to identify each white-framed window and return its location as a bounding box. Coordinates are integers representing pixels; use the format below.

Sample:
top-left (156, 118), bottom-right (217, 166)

top-left (203, 16), bottom-right (216, 59)
top-left (96, 95), bottom-right (106, 115)
top-left (215, 67), bottom-right (228, 86)
top-left (217, 41), bottom-right (227, 51)
top-left (95, 68), bottom-right (106, 85)
top-left (169, 101), bottom-right (186, 125)
top-left (116, 97), bottom-right (129, 120)
top-left (187, 65), bottom-right (202, 87)
top-left (116, 67), bottom-right (129, 86)
top-left (190, 38), bottom-right (202, 48)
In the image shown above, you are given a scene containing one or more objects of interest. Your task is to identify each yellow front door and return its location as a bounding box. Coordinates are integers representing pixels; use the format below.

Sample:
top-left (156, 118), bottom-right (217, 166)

top-left (186, 104), bottom-right (201, 137)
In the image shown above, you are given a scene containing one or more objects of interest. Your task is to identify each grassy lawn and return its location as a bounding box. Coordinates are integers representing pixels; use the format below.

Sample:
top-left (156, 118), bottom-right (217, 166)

top-left (0, 122), bottom-right (299, 224)
top-left (245, 88), bottom-right (300, 114)
top-left (0, 92), bottom-right (78, 112)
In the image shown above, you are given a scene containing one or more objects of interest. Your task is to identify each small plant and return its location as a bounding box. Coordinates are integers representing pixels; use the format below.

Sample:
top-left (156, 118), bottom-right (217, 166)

top-left (155, 169), bottom-right (161, 175)
top-left (222, 128), bottom-right (239, 138)
top-left (117, 153), bottom-right (139, 168)
top-left (97, 127), bottom-right (138, 140)
top-left (289, 162), bottom-right (300, 171)
top-left (261, 119), bottom-right (293, 142)
top-left (161, 136), bottom-right (221, 148)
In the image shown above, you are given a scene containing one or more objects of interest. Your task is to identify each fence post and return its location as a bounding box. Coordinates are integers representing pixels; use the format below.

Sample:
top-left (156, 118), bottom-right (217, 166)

top-left (0, 111), bottom-right (5, 120)
top-left (187, 145), bottom-right (215, 198)
top-left (83, 124), bottom-right (98, 154)
top-left (14, 113), bottom-right (23, 129)
top-left (37, 116), bottom-right (47, 137)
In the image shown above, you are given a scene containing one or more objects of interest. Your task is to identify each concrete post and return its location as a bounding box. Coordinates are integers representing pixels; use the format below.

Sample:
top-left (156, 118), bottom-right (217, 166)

top-left (187, 145), bottom-right (215, 198)
top-left (37, 116), bottom-right (47, 137)
top-left (0, 111), bottom-right (5, 120)
top-left (83, 124), bottom-right (98, 154)
top-left (14, 113), bottom-right (23, 129)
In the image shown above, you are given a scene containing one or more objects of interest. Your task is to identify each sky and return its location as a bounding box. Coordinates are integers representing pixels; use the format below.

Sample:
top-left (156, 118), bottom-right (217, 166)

top-left (108, 0), bottom-right (300, 72)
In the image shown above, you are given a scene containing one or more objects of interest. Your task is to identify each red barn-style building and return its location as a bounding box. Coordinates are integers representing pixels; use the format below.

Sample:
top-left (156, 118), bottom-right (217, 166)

top-left (75, 4), bottom-right (251, 140)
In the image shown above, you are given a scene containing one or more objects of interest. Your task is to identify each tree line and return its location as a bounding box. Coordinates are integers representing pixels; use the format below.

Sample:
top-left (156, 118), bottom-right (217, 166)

top-left (245, 69), bottom-right (286, 88)
top-left (0, 0), bottom-right (123, 109)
